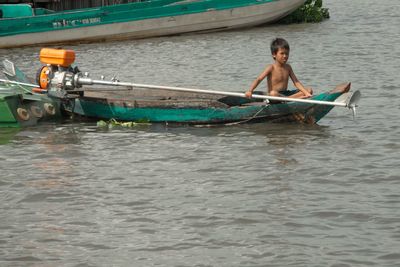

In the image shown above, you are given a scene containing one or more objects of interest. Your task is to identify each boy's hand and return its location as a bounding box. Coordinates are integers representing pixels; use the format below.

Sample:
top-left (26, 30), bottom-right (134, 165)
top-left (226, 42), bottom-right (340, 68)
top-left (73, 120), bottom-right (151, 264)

top-left (304, 92), bottom-right (312, 98)
top-left (300, 94), bottom-right (312, 99)
top-left (304, 87), bottom-right (313, 98)
top-left (245, 91), bottom-right (252, 98)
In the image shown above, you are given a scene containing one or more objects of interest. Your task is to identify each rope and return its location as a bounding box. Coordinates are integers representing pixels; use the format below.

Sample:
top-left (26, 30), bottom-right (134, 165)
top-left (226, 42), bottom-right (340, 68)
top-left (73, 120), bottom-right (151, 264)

top-left (223, 102), bottom-right (269, 126)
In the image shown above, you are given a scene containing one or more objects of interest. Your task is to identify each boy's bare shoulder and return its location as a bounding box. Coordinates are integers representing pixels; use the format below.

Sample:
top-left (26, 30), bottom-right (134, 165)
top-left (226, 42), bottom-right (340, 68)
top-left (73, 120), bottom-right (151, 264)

top-left (260, 64), bottom-right (274, 75)
top-left (265, 64), bottom-right (274, 72)
top-left (283, 63), bottom-right (293, 73)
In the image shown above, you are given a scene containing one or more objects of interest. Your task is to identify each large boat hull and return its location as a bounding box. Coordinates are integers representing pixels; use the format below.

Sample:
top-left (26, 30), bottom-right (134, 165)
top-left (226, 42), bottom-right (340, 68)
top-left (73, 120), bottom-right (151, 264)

top-left (0, 0), bottom-right (305, 48)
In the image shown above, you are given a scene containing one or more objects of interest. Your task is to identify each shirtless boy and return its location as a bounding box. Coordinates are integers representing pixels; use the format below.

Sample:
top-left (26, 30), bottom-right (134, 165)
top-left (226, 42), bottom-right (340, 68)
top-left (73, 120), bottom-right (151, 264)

top-left (245, 38), bottom-right (313, 99)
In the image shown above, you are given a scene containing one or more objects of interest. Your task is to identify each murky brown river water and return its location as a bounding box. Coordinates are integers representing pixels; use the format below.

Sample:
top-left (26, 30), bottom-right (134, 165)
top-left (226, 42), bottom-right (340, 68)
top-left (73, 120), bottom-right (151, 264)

top-left (1, 0), bottom-right (400, 266)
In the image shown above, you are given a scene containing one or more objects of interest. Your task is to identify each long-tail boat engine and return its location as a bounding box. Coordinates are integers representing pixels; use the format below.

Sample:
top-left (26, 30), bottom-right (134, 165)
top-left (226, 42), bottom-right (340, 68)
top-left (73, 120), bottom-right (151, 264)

top-left (35, 48), bottom-right (124, 100)
top-left (36, 48), bottom-right (83, 97)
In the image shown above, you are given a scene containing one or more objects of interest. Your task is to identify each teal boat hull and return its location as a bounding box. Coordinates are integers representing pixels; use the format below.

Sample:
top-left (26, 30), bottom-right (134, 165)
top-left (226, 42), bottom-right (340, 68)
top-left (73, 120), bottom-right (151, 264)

top-left (0, 0), bottom-right (305, 48)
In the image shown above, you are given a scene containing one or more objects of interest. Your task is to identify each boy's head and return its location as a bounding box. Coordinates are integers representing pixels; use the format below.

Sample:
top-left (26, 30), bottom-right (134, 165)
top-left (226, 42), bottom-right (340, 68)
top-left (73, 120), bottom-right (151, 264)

top-left (270, 38), bottom-right (290, 58)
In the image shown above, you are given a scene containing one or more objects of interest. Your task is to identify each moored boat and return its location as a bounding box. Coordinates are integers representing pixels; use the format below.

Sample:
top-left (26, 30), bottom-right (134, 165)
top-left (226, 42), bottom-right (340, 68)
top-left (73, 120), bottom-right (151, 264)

top-left (0, 60), bottom-right (61, 127)
top-left (0, 0), bottom-right (306, 48)
top-left (0, 82), bottom-right (61, 128)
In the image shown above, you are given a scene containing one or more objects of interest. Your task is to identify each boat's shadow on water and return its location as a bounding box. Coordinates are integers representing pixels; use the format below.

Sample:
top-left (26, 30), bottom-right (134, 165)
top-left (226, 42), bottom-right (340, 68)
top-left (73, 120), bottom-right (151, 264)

top-left (0, 122), bottom-right (83, 146)
top-left (0, 120), bottom-right (333, 148)
top-left (183, 121), bottom-right (333, 139)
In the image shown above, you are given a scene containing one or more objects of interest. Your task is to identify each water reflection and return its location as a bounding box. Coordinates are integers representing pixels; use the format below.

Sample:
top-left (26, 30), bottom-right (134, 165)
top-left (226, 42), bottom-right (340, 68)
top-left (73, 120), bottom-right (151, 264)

top-left (233, 122), bottom-right (332, 167)
top-left (0, 128), bottom-right (20, 145)
top-left (9, 124), bottom-right (85, 188)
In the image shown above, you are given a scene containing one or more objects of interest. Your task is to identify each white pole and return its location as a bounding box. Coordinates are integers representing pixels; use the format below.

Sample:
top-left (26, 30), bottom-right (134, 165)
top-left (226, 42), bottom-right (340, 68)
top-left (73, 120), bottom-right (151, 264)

top-left (77, 77), bottom-right (354, 108)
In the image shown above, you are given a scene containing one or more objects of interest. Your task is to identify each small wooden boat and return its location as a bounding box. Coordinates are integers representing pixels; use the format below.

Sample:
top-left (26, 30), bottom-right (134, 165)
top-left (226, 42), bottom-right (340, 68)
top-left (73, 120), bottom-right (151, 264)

top-left (69, 83), bottom-right (355, 124)
top-left (0, 0), bottom-right (305, 48)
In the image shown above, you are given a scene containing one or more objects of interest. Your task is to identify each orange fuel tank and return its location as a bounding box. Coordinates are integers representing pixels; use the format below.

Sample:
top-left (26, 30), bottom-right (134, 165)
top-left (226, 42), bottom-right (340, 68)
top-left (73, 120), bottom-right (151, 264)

top-left (39, 48), bottom-right (75, 67)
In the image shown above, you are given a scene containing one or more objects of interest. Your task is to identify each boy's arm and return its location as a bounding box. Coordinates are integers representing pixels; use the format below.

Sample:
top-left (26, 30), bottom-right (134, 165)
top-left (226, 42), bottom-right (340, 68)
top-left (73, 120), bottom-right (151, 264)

top-left (288, 65), bottom-right (312, 97)
top-left (245, 65), bottom-right (272, 98)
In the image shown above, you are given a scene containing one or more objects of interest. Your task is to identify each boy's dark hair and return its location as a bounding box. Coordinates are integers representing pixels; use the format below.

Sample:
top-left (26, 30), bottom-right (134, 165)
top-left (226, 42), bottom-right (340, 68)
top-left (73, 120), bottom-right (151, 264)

top-left (270, 38), bottom-right (290, 55)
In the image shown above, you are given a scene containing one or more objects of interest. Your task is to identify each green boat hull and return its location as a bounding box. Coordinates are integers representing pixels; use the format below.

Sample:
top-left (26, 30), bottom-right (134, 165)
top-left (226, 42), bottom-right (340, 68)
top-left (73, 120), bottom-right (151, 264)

top-left (0, 85), bottom-right (61, 128)
top-left (0, 94), bottom-right (19, 127)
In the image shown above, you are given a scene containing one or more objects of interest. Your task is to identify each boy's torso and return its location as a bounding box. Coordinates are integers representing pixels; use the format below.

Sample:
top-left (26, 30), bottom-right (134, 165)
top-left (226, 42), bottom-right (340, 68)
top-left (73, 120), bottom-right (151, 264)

top-left (267, 64), bottom-right (290, 93)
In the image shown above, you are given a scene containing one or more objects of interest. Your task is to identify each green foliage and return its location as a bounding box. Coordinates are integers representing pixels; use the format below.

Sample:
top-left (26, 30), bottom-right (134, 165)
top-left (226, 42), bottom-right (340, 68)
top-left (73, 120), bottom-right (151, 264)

top-left (278, 0), bottom-right (330, 24)
top-left (97, 118), bottom-right (151, 129)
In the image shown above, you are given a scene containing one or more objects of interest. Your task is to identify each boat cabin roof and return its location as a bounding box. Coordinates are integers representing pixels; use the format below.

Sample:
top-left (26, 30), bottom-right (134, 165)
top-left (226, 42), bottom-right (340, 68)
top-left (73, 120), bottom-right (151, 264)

top-left (0, 4), bottom-right (34, 18)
